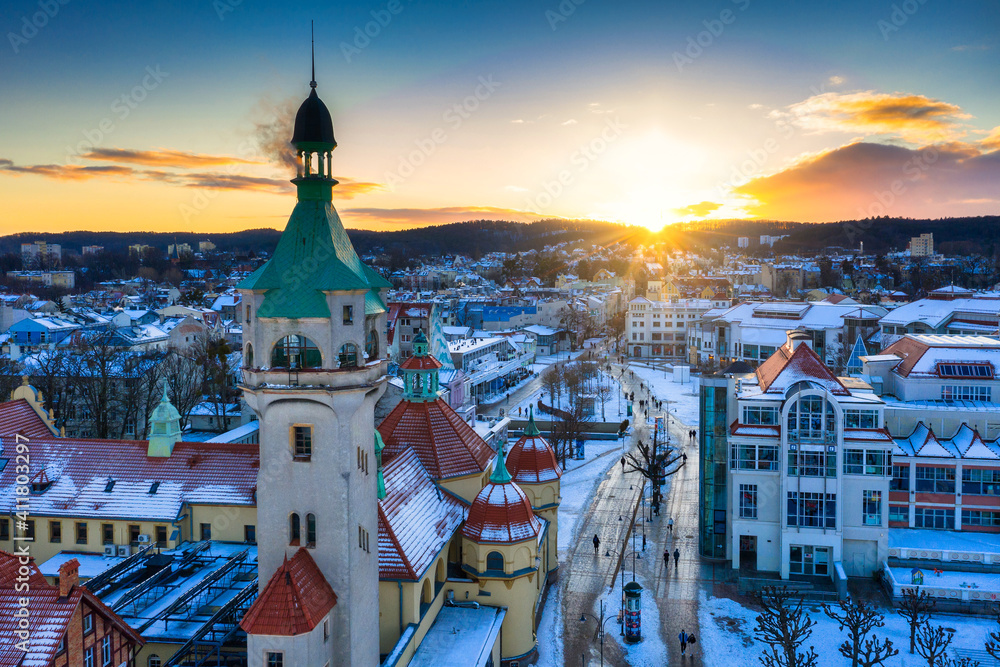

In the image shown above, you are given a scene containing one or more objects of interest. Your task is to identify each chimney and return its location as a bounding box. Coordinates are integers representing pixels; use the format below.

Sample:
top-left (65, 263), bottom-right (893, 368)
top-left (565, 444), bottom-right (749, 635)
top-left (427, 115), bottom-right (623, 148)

top-left (787, 330), bottom-right (812, 352)
top-left (59, 559), bottom-right (80, 598)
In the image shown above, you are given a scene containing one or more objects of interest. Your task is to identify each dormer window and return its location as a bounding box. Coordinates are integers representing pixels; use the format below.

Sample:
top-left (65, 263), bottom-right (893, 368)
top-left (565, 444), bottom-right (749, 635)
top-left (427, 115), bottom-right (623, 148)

top-left (149, 481), bottom-right (160, 495)
top-left (104, 479), bottom-right (115, 493)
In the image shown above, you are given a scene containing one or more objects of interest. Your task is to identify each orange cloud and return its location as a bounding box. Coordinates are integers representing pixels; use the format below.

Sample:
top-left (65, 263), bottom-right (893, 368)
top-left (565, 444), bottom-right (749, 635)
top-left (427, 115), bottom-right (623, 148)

top-left (0, 156), bottom-right (381, 198)
top-left (783, 91), bottom-right (972, 143)
top-left (734, 141), bottom-right (1000, 221)
top-left (982, 126), bottom-right (1000, 151)
top-left (82, 148), bottom-right (262, 168)
top-left (674, 201), bottom-right (721, 217)
top-left (0, 159), bottom-right (137, 180)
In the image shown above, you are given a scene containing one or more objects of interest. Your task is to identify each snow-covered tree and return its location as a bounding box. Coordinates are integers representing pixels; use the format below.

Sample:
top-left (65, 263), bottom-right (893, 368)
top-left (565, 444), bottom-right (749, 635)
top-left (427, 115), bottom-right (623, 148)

top-left (754, 586), bottom-right (818, 667)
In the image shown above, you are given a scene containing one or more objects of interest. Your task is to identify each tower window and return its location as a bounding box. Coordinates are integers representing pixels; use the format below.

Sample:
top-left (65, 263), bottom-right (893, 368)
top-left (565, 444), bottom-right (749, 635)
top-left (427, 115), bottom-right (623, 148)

top-left (271, 335), bottom-right (322, 369)
top-left (338, 343), bottom-right (359, 369)
top-left (366, 329), bottom-right (379, 360)
top-left (343, 305), bottom-right (354, 325)
top-left (486, 551), bottom-right (504, 572)
top-left (289, 513), bottom-right (301, 546)
top-left (306, 513), bottom-right (316, 548)
top-left (266, 653), bottom-right (283, 667)
top-left (292, 425), bottom-right (312, 460)
top-left (245, 343), bottom-right (254, 368)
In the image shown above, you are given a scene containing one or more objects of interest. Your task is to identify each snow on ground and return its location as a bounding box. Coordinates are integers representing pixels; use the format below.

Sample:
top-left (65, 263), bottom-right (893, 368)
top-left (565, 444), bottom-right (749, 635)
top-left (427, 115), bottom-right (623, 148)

top-left (888, 565), bottom-right (1000, 591)
top-left (535, 584), bottom-right (564, 667)
top-left (557, 439), bottom-right (626, 555)
top-left (596, 563), bottom-right (669, 666)
top-left (511, 370), bottom-right (627, 425)
top-left (629, 362), bottom-right (700, 427)
top-left (698, 591), bottom-right (996, 667)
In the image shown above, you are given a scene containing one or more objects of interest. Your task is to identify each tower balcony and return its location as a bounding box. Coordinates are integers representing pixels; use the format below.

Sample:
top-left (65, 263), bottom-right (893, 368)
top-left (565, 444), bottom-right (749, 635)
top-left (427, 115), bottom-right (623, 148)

top-left (241, 359), bottom-right (388, 394)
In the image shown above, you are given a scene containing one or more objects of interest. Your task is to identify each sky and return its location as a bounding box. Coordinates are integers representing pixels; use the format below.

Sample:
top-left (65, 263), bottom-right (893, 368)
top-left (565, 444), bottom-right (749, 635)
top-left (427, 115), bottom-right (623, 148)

top-left (1, 0), bottom-right (998, 235)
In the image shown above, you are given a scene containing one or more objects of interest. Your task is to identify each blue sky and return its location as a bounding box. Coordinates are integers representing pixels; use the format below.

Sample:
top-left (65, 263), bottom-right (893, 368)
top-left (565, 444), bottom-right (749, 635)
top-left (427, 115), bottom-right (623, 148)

top-left (2, 0), bottom-right (998, 232)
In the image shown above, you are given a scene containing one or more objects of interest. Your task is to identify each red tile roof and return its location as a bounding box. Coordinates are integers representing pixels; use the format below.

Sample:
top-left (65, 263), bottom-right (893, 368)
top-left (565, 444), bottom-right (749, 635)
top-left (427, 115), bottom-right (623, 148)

top-left (0, 550), bottom-right (143, 667)
top-left (240, 548), bottom-right (337, 636)
top-left (378, 448), bottom-right (467, 580)
top-left (0, 550), bottom-right (47, 588)
top-left (378, 398), bottom-right (494, 480)
top-left (462, 481), bottom-right (541, 545)
top-left (0, 437), bottom-right (259, 521)
top-left (399, 354), bottom-right (442, 371)
top-left (756, 340), bottom-right (849, 395)
top-left (879, 336), bottom-right (930, 378)
top-left (0, 398), bottom-right (59, 438)
top-left (506, 434), bottom-right (561, 485)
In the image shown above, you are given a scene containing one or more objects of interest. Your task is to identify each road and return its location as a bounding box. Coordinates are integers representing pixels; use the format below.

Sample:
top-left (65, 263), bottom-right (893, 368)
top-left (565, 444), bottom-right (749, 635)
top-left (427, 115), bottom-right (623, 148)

top-left (559, 359), bottom-right (733, 666)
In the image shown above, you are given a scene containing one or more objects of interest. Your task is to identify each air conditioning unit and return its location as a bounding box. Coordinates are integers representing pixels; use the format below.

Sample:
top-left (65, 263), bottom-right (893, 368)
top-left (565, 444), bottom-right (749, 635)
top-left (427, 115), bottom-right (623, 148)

top-left (104, 545), bottom-right (116, 557)
top-left (116, 545), bottom-right (129, 557)
top-left (137, 534), bottom-right (151, 544)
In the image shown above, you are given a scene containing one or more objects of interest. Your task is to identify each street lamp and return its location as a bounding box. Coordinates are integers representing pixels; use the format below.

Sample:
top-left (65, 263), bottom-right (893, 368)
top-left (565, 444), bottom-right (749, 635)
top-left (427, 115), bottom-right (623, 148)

top-left (579, 599), bottom-right (618, 667)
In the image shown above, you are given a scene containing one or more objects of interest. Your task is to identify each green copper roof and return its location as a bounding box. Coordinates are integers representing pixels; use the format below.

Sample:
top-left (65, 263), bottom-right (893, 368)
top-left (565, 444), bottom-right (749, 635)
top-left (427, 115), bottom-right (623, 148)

top-left (375, 432), bottom-right (387, 500)
top-left (365, 290), bottom-right (387, 316)
top-left (524, 406), bottom-right (541, 436)
top-left (489, 440), bottom-right (512, 485)
top-left (238, 200), bottom-right (384, 318)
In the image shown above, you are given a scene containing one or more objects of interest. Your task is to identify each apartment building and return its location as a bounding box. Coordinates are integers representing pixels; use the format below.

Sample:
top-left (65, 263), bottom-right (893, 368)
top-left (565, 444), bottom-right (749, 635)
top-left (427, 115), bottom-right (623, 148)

top-left (690, 301), bottom-right (885, 370)
top-left (626, 296), bottom-right (723, 359)
top-left (21, 240), bottom-right (62, 268)
top-left (879, 287), bottom-right (1000, 346)
top-left (701, 330), bottom-right (1000, 586)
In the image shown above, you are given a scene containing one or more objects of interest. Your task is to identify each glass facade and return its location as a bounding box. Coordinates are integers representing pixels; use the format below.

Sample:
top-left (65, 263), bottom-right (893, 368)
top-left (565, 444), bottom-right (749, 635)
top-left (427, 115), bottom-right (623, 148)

top-left (699, 376), bottom-right (730, 559)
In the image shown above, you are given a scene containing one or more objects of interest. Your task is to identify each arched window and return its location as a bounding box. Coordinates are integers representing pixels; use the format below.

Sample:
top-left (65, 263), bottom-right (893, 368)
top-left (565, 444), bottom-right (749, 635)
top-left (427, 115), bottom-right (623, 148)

top-left (306, 513), bottom-right (317, 548)
top-left (271, 335), bottom-right (322, 369)
top-left (245, 343), bottom-right (254, 368)
top-left (289, 513), bottom-right (301, 546)
top-left (413, 373), bottom-right (423, 393)
top-left (148, 656), bottom-right (162, 667)
top-left (366, 328), bottom-right (379, 360)
top-left (421, 577), bottom-right (433, 604)
top-left (486, 551), bottom-right (504, 572)
top-left (338, 343), bottom-right (359, 369)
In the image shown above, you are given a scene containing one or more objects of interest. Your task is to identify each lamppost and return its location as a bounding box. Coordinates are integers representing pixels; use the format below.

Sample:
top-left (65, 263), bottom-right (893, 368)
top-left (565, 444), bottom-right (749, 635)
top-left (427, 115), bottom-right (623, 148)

top-left (579, 599), bottom-right (618, 667)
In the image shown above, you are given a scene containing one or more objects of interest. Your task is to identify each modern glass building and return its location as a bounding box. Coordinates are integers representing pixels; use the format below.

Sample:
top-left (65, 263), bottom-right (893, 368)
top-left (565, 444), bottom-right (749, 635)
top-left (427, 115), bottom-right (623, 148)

top-left (699, 374), bottom-right (731, 559)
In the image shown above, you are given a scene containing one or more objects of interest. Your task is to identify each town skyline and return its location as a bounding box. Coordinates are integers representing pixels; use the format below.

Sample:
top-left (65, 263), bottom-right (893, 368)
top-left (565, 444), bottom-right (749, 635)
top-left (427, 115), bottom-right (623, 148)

top-left (2, 1), bottom-right (999, 233)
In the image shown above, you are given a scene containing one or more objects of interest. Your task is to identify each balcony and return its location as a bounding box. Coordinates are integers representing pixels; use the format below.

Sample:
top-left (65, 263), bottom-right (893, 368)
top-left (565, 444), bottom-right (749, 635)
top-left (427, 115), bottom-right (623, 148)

top-left (241, 359), bottom-right (388, 393)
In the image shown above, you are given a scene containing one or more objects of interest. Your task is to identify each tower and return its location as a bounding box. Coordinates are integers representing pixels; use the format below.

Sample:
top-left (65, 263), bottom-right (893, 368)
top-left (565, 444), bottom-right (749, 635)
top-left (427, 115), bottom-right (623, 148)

top-left (238, 44), bottom-right (391, 666)
top-left (506, 406), bottom-right (562, 581)
top-left (147, 384), bottom-right (182, 457)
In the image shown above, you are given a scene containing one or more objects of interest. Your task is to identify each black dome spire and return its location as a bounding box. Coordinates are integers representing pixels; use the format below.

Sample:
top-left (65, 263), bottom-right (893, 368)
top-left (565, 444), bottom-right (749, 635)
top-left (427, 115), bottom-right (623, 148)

top-left (291, 22), bottom-right (336, 148)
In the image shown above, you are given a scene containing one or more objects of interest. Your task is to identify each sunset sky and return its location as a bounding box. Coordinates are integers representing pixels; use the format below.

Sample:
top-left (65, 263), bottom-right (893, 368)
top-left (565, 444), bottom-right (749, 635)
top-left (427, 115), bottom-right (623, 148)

top-left (1, 0), bottom-right (998, 234)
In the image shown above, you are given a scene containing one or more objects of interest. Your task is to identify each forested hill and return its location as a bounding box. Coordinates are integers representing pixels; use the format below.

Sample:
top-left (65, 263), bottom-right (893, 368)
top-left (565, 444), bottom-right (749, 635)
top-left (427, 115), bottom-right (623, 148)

top-left (2, 215), bottom-right (998, 258)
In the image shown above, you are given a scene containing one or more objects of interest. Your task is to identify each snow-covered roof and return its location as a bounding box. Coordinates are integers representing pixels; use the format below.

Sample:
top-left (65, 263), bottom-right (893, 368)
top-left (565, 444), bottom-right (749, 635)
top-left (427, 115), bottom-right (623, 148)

top-left (893, 421), bottom-right (1000, 459)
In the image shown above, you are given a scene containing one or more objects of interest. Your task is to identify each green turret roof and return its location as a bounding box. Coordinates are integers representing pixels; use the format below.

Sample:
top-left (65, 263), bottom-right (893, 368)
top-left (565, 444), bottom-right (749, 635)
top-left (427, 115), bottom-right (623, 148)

top-left (489, 440), bottom-right (513, 485)
top-left (524, 406), bottom-right (541, 436)
top-left (238, 200), bottom-right (391, 318)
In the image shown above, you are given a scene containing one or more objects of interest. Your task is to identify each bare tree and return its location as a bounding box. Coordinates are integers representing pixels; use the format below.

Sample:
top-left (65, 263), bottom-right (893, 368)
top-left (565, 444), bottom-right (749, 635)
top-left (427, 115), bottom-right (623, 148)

top-left (196, 337), bottom-right (238, 432)
top-left (26, 349), bottom-right (71, 431)
top-left (987, 611), bottom-right (1000, 660)
top-left (541, 365), bottom-right (563, 409)
top-left (754, 586), bottom-right (818, 667)
top-left (914, 622), bottom-right (953, 667)
top-left (160, 350), bottom-right (205, 429)
top-left (595, 378), bottom-right (614, 422)
top-left (0, 356), bottom-right (24, 402)
top-left (67, 329), bottom-right (128, 439)
top-left (822, 598), bottom-right (897, 667)
top-left (548, 402), bottom-right (590, 466)
top-left (897, 587), bottom-right (936, 654)
top-left (623, 438), bottom-right (682, 507)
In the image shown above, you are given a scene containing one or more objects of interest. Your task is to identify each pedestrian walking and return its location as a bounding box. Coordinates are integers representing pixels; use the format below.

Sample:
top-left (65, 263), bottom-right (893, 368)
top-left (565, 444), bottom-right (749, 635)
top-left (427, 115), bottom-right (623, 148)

top-left (682, 453), bottom-right (688, 463)
top-left (668, 517), bottom-right (674, 533)
top-left (593, 534), bottom-right (600, 555)
top-left (674, 547), bottom-right (680, 568)
top-left (679, 630), bottom-right (689, 657)
top-left (653, 501), bottom-right (660, 516)
top-left (620, 456), bottom-right (626, 472)
top-left (663, 548), bottom-right (669, 568)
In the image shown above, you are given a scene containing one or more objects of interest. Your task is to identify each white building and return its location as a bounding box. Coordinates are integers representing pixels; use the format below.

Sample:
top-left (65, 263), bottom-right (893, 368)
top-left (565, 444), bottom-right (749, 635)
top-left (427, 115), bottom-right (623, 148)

top-left (690, 301), bottom-right (886, 370)
top-left (909, 233), bottom-right (934, 257)
top-left (626, 296), bottom-right (724, 359)
top-left (724, 331), bottom-right (892, 579)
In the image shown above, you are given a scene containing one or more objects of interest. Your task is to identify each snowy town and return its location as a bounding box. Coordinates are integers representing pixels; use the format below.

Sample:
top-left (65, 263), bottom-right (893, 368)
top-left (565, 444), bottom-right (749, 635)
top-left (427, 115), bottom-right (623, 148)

top-left (3, 3), bottom-right (1000, 667)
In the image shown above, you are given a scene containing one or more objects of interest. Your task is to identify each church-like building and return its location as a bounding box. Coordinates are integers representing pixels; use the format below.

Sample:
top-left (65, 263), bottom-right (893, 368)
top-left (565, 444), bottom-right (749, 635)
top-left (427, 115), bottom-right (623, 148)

top-left (237, 62), bottom-right (561, 667)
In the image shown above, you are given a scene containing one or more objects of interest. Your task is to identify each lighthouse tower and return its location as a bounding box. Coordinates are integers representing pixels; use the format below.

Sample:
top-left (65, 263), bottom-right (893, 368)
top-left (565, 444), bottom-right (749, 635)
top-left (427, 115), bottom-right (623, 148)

top-left (238, 51), bottom-right (391, 666)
